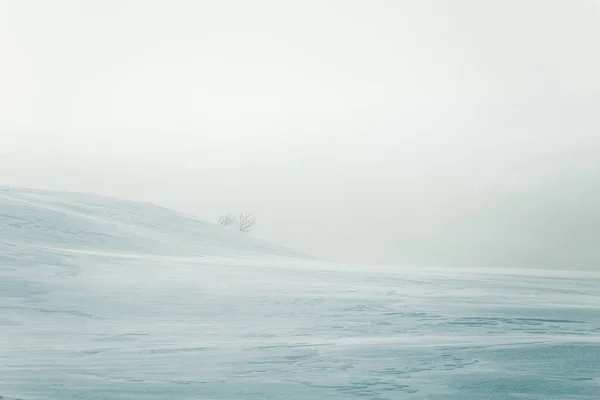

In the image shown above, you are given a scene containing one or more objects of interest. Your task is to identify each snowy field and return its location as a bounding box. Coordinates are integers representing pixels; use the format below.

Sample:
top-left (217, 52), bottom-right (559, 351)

top-left (1, 189), bottom-right (600, 399)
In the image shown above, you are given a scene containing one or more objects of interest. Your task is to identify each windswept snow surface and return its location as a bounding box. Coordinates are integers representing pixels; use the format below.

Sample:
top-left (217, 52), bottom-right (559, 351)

top-left (1, 189), bottom-right (600, 399)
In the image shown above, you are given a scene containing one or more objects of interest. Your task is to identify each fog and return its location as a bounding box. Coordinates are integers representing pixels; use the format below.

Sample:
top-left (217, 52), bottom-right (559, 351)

top-left (1, 0), bottom-right (599, 268)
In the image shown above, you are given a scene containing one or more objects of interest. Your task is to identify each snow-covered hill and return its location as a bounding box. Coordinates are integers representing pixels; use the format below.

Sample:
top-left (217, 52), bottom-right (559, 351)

top-left (1, 187), bottom-right (600, 399)
top-left (0, 187), bottom-right (308, 261)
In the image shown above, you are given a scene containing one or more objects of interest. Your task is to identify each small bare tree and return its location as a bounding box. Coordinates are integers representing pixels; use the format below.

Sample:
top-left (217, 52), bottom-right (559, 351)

top-left (217, 213), bottom-right (236, 227)
top-left (238, 212), bottom-right (256, 233)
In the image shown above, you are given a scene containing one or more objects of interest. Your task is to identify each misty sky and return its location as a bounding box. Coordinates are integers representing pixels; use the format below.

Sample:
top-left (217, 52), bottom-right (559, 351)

top-left (1, 0), bottom-right (600, 268)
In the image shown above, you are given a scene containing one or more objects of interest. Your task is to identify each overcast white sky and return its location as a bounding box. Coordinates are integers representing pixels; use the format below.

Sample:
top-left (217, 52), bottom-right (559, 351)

top-left (1, 0), bottom-right (600, 268)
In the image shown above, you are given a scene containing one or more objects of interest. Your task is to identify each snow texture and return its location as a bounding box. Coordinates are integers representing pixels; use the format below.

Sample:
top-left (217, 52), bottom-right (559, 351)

top-left (1, 188), bottom-right (599, 399)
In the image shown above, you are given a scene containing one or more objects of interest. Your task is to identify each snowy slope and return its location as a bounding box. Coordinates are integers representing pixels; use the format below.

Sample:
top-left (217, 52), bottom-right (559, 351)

top-left (0, 187), bottom-right (308, 260)
top-left (1, 187), bottom-right (600, 399)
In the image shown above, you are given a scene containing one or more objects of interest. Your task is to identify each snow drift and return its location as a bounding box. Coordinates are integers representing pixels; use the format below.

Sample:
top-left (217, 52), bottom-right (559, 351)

top-left (0, 187), bottom-right (308, 260)
top-left (1, 187), bottom-right (600, 399)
